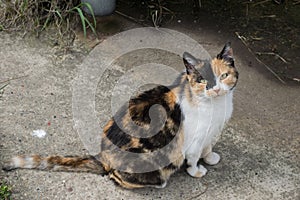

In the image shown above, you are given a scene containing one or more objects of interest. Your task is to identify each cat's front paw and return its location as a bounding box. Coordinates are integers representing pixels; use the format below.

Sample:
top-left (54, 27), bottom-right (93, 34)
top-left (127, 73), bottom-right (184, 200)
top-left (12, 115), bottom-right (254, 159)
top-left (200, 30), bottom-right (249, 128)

top-left (203, 152), bottom-right (220, 165)
top-left (187, 165), bottom-right (207, 178)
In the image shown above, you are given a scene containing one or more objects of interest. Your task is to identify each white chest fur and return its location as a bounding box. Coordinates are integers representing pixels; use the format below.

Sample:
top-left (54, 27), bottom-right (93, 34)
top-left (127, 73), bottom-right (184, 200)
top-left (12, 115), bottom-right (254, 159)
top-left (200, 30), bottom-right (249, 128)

top-left (181, 92), bottom-right (233, 157)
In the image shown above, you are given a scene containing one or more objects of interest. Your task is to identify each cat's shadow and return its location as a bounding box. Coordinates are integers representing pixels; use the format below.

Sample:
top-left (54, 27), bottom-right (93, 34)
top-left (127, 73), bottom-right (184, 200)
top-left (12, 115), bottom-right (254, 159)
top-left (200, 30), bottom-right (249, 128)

top-left (123, 161), bottom-right (214, 199)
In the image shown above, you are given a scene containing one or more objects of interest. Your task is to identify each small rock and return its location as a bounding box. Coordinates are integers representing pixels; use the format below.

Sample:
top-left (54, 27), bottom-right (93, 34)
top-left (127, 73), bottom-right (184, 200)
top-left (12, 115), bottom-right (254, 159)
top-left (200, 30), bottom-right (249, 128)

top-left (32, 129), bottom-right (47, 138)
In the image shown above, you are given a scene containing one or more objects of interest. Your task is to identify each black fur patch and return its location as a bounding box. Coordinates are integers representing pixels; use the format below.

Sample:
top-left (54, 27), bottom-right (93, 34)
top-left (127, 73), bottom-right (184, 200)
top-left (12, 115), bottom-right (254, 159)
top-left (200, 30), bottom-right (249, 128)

top-left (105, 85), bottom-right (182, 153)
top-left (198, 61), bottom-right (216, 89)
top-left (165, 163), bottom-right (179, 170)
top-left (117, 170), bottom-right (165, 186)
top-left (105, 121), bottom-right (132, 147)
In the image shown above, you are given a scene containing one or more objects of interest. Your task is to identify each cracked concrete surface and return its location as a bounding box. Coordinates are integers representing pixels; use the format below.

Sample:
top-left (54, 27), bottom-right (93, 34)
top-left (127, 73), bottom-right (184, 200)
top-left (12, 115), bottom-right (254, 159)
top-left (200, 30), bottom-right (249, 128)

top-left (0, 16), bottom-right (299, 200)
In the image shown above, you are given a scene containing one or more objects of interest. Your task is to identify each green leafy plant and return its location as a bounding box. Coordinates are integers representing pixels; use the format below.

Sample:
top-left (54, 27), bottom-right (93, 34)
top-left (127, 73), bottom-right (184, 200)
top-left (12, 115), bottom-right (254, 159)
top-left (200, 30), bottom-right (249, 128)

top-left (0, 182), bottom-right (12, 200)
top-left (69, 2), bottom-right (97, 37)
top-left (41, 2), bottom-right (97, 38)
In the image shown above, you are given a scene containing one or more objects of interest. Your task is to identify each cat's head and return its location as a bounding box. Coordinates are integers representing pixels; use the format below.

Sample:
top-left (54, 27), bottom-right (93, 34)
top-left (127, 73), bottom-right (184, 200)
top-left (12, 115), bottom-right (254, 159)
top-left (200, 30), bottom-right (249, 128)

top-left (183, 42), bottom-right (238, 98)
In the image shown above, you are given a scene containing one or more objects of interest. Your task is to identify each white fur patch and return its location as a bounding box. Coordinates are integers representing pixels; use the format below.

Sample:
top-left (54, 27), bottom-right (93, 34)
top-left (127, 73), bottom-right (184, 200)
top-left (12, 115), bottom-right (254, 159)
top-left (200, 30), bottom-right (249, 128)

top-left (32, 129), bottom-right (47, 138)
top-left (181, 90), bottom-right (233, 174)
top-left (187, 164), bottom-right (207, 178)
top-left (24, 157), bottom-right (34, 168)
top-left (204, 152), bottom-right (221, 165)
top-left (12, 156), bottom-right (22, 167)
top-left (198, 165), bottom-right (208, 176)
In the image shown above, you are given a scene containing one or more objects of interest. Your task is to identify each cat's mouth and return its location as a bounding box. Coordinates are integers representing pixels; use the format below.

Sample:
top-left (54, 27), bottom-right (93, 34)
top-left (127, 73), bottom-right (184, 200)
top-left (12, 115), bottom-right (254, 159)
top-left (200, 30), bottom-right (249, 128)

top-left (206, 89), bottom-right (228, 98)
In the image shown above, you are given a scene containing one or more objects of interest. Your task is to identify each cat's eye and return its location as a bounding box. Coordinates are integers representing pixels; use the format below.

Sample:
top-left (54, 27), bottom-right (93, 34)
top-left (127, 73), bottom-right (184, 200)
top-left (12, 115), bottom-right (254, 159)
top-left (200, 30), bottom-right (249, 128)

top-left (200, 79), bottom-right (207, 84)
top-left (196, 75), bottom-right (207, 84)
top-left (220, 73), bottom-right (229, 80)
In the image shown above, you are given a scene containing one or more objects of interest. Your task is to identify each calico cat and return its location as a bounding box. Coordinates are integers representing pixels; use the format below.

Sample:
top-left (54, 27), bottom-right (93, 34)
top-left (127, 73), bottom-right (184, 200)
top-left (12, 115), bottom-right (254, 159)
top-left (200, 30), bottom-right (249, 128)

top-left (2, 42), bottom-right (238, 189)
top-left (181, 43), bottom-right (238, 178)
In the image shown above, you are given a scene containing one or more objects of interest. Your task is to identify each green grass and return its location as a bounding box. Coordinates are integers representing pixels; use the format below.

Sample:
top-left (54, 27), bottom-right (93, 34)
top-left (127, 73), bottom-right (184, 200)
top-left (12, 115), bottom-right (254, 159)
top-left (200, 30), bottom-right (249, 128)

top-left (69, 2), bottom-right (97, 38)
top-left (0, 0), bottom-right (97, 47)
top-left (0, 182), bottom-right (12, 200)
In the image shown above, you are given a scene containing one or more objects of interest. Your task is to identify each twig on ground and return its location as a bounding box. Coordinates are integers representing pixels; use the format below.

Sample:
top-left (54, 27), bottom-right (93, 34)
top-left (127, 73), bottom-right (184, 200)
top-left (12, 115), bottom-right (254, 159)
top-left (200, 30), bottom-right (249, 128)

top-left (292, 78), bottom-right (300, 82)
top-left (252, 0), bottom-right (272, 7)
top-left (0, 83), bottom-right (9, 90)
top-left (260, 15), bottom-right (276, 18)
top-left (250, 36), bottom-right (264, 41)
top-left (115, 10), bottom-right (150, 27)
top-left (0, 74), bottom-right (29, 84)
top-left (235, 32), bottom-right (286, 84)
top-left (0, 83), bottom-right (9, 98)
top-left (256, 52), bottom-right (288, 63)
top-left (186, 183), bottom-right (209, 200)
top-left (293, 1), bottom-right (300, 5)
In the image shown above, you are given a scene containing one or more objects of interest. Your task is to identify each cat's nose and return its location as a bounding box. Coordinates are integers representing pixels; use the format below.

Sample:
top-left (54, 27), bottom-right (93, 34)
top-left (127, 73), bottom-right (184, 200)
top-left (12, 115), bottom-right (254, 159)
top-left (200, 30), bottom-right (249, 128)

top-left (214, 89), bottom-right (220, 94)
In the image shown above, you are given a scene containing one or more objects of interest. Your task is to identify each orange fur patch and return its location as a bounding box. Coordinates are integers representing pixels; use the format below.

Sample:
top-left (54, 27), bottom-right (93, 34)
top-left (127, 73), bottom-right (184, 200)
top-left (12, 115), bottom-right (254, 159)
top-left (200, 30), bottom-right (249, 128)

top-left (161, 168), bottom-right (174, 180)
top-left (103, 119), bottom-right (114, 134)
top-left (211, 58), bottom-right (229, 76)
top-left (167, 128), bottom-right (184, 167)
top-left (130, 138), bottom-right (142, 148)
top-left (184, 81), bottom-right (206, 106)
top-left (211, 58), bottom-right (238, 87)
top-left (122, 137), bottom-right (142, 150)
top-left (194, 171), bottom-right (203, 178)
top-left (110, 171), bottom-right (145, 189)
top-left (165, 90), bottom-right (177, 110)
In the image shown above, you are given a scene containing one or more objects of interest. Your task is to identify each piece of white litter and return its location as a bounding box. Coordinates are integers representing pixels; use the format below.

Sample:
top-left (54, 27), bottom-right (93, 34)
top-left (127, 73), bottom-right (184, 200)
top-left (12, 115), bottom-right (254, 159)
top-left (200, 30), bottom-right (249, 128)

top-left (32, 129), bottom-right (47, 138)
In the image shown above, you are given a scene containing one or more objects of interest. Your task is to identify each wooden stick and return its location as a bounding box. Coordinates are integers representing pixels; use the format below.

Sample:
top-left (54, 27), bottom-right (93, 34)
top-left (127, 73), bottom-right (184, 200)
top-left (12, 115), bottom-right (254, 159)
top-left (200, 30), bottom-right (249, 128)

top-left (260, 15), bottom-right (276, 18)
top-left (235, 32), bottom-right (286, 84)
top-left (186, 183), bottom-right (208, 200)
top-left (115, 10), bottom-right (151, 27)
top-left (293, 78), bottom-right (300, 82)
top-left (255, 52), bottom-right (288, 63)
top-left (0, 74), bottom-right (29, 84)
top-left (293, 0), bottom-right (300, 5)
top-left (252, 0), bottom-right (272, 7)
top-left (0, 83), bottom-right (9, 90)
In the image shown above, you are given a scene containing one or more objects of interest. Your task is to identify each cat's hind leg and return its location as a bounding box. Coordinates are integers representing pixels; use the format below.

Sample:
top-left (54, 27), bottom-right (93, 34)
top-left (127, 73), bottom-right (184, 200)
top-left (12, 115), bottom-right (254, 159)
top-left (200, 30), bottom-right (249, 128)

top-left (109, 170), bottom-right (167, 189)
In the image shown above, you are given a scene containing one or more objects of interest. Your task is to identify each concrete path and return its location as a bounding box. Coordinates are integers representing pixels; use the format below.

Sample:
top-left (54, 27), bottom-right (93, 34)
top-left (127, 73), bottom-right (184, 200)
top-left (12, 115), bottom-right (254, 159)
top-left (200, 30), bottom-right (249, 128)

top-left (0, 16), bottom-right (299, 200)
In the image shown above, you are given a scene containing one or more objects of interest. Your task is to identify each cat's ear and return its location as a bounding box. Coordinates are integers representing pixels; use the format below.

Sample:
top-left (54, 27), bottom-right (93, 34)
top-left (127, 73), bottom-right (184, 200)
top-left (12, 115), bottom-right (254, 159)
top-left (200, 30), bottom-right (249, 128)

top-left (217, 42), bottom-right (234, 67)
top-left (183, 52), bottom-right (198, 74)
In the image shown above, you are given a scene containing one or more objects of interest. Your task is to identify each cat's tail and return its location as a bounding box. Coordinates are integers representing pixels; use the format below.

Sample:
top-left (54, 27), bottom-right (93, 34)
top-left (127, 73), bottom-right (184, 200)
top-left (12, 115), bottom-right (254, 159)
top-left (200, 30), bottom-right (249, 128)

top-left (2, 155), bottom-right (106, 175)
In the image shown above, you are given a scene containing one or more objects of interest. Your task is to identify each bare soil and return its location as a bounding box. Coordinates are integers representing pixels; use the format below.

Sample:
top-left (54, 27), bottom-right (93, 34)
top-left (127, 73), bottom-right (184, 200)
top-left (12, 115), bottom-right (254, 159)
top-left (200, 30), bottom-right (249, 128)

top-left (116, 0), bottom-right (300, 85)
